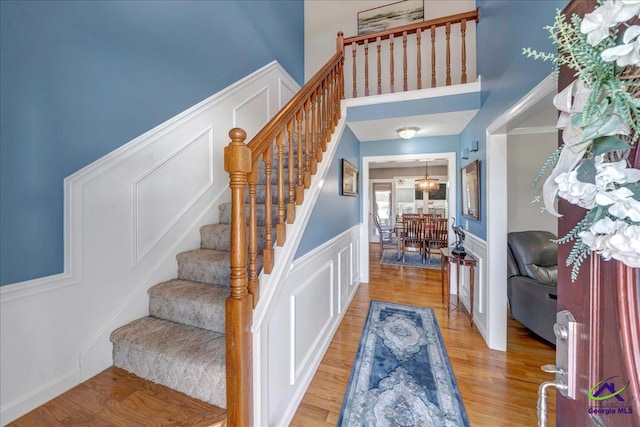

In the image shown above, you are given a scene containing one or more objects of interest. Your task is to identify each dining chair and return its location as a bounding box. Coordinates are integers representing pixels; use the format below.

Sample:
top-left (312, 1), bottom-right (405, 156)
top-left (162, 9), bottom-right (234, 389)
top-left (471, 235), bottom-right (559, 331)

top-left (373, 213), bottom-right (397, 259)
top-left (426, 217), bottom-right (448, 262)
top-left (399, 216), bottom-right (427, 263)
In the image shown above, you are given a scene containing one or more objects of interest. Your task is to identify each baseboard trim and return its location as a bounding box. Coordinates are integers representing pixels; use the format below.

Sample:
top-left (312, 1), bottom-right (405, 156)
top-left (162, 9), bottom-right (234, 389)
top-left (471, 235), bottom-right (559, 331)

top-left (0, 369), bottom-right (78, 425)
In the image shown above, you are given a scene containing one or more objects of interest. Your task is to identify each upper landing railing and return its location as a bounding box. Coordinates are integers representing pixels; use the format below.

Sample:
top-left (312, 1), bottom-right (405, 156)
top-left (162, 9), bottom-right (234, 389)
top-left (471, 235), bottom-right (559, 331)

top-left (340, 8), bottom-right (479, 97)
top-left (223, 9), bottom-right (479, 426)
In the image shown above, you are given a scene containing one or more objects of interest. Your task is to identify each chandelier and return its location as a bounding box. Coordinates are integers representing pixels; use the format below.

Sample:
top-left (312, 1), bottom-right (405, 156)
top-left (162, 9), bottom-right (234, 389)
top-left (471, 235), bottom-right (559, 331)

top-left (415, 161), bottom-right (440, 192)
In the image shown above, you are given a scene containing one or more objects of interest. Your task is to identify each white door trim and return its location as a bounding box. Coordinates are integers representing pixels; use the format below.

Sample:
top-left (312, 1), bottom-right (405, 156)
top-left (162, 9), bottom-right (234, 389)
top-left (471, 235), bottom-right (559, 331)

top-left (360, 152), bottom-right (457, 284)
top-left (485, 73), bottom-right (556, 351)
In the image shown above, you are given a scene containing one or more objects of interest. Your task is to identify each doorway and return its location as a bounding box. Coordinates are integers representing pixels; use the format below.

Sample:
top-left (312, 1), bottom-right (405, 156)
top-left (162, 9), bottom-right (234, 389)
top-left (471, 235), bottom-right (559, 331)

top-left (359, 152), bottom-right (457, 283)
top-left (485, 74), bottom-right (556, 351)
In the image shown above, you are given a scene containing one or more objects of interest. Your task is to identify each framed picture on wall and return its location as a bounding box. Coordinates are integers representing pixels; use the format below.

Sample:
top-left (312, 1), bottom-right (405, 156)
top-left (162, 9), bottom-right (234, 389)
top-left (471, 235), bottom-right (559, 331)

top-left (341, 159), bottom-right (359, 196)
top-left (357, 1), bottom-right (424, 35)
top-left (461, 160), bottom-right (479, 219)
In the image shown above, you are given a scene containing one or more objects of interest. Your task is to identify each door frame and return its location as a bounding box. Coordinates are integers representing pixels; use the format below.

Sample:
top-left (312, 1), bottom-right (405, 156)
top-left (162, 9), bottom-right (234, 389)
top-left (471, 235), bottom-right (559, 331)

top-left (369, 179), bottom-right (395, 243)
top-left (360, 152), bottom-right (457, 283)
top-left (485, 73), bottom-right (556, 351)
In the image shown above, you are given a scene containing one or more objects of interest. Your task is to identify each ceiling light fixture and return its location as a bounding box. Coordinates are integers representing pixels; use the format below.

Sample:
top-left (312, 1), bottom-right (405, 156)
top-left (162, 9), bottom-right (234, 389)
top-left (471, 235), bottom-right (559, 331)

top-left (397, 127), bottom-right (419, 139)
top-left (415, 160), bottom-right (440, 192)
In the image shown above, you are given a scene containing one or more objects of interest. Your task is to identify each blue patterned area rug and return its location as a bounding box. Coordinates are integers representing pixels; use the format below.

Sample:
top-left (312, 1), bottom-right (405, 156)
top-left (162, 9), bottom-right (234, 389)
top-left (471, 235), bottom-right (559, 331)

top-left (380, 249), bottom-right (441, 269)
top-left (338, 301), bottom-right (470, 427)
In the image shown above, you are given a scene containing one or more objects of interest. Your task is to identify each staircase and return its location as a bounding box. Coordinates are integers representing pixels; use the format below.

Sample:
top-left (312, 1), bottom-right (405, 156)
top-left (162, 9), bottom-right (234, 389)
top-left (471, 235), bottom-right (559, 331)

top-left (110, 156), bottom-right (280, 410)
top-left (108, 9), bottom-right (478, 425)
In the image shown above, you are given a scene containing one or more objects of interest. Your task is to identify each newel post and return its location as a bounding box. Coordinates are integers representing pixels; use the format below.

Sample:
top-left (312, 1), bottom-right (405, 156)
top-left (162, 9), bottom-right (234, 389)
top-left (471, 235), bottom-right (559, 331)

top-left (223, 128), bottom-right (253, 427)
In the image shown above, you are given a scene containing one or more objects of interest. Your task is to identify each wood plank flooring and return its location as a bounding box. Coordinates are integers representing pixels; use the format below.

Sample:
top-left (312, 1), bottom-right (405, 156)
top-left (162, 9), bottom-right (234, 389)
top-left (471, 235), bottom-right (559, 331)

top-left (7, 367), bottom-right (226, 427)
top-left (8, 243), bottom-right (555, 426)
top-left (290, 243), bottom-right (556, 427)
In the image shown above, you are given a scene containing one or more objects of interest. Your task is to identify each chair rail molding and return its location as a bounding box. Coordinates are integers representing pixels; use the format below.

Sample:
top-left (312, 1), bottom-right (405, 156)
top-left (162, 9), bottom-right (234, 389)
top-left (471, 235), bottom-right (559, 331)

top-left (0, 61), bottom-right (300, 425)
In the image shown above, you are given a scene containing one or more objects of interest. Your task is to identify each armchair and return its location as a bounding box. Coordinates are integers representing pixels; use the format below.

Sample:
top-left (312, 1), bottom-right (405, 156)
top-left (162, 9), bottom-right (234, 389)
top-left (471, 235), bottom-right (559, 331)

top-left (507, 230), bottom-right (558, 345)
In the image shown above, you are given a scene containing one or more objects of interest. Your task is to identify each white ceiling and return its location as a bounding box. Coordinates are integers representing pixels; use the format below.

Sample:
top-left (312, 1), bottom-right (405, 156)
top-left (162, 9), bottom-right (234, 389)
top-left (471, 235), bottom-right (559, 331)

top-left (347, 109), bottom-right (479, 142)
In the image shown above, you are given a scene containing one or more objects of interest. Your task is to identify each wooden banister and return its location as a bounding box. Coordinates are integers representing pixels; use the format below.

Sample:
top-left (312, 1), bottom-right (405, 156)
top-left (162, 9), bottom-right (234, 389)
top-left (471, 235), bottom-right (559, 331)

top-left (342, 8), bottom-right (479, 45)
top-left (223, 47), bottom-right (343, 427)
top-left (341, 8), bottom-right (480, 96)
top-left (223, 9), bottom-right (477, 425)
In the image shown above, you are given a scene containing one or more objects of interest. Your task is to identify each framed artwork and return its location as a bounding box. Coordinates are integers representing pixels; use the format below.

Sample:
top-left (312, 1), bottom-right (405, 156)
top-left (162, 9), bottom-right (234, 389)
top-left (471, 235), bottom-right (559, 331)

top-left (341, 159), bottom-right (359, 196)
top-left (357, 0), bottom-right (424, 35)
top-left (461, 160), bottom-right (479, 219)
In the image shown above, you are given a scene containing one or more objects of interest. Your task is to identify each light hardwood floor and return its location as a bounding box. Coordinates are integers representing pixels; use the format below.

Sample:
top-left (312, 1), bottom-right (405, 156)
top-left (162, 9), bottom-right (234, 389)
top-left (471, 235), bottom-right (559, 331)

top-left (290, 243), bottom-right (556, 427)
top-left (8, 243), bottom-right (555, 426)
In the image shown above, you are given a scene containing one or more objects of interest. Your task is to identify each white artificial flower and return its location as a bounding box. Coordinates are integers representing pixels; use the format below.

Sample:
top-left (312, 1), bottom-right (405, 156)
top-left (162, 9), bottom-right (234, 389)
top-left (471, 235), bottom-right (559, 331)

top-left (581, 1), bottom-right (640, 46)
top-left (595, 157), bottom-right (640, 184)
top-left (581, 4), bottom-right (618, 45)
top-left (613, 1), bottom-right (640, 23)
top-left (555, 170), bottom-right (598, 209)
top-left (601, 26), bottom-right (640, 66)
top-left (579, 219), bottom-right (640, 268)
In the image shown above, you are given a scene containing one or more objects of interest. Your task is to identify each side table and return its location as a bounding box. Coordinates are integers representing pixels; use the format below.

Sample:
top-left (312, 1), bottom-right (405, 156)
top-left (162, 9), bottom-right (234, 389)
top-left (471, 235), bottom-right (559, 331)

top-left (440, 247), bottom-right (476, 326)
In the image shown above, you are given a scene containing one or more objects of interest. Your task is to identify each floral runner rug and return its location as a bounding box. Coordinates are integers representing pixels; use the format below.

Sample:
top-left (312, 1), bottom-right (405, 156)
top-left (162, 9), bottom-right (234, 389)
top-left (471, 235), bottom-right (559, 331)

top-left (338, 301), bottom-right (470, 426)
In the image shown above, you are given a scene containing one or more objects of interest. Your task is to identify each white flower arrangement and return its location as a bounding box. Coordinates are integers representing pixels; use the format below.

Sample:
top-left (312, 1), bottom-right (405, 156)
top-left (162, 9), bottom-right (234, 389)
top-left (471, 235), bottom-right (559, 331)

top-left (524, 0), bottom-right (640, 281)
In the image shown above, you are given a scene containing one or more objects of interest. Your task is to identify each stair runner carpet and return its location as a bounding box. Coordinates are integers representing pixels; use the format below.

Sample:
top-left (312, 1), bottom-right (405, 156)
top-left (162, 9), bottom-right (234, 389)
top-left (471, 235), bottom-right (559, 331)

top-left (110, 153), bottom-right (288, 408)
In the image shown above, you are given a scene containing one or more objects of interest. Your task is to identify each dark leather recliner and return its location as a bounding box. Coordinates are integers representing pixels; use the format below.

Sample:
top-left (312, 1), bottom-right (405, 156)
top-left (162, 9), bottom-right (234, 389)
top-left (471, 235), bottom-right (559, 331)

top-left (507, 230), bottom-right (558, 345)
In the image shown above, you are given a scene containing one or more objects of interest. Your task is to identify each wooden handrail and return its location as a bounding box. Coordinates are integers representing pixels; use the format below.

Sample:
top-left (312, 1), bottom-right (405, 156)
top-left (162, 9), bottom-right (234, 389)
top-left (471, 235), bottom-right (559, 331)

top-left (246, 51), bottom-right (343, 163)
top-left (342, 8), bottom-right (479, 45)
top-left (223, 9), bottom-right (478, 425)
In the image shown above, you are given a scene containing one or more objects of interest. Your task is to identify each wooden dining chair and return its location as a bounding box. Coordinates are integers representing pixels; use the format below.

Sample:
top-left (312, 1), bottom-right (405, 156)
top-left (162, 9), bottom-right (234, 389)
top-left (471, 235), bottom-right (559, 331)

top-left (426, 217), bottom-right (448, 262)
top-left (373, 213), bottom-right (397, 259)
top-left (399, 216), bottom-right (427, 263)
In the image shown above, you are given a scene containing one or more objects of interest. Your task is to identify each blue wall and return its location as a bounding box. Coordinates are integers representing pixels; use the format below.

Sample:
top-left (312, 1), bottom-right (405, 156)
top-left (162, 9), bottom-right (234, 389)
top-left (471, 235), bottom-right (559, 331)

top-left (360, 135), bottom-right (460, 158)
top-left (458, 0), bottom-right (567, 239)
top-left (295, 127), bottom-right (360, 257)
top-left (0, 0), bottom-right (304, 285)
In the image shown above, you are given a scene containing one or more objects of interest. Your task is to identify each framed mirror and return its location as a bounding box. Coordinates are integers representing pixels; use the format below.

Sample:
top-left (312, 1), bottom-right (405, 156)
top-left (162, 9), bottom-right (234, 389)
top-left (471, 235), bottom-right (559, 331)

top-left (461, 160), bottom-right (479, 219)
top-left (341, 159), bottom-right (359, 196)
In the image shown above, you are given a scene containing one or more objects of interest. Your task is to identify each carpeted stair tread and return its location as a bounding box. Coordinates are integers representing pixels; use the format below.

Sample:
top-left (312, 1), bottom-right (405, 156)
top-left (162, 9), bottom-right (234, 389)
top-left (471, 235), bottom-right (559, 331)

top-left (149, 279), bottom-right (227, 333)
top-left (200, 223), bottom-right (274, 252)
top-left (110, 316), bottom-right (226, 408)
top-left (218, 203), bottom-right (278, 226)
top-left (177, 248), bottom-right (263, 285)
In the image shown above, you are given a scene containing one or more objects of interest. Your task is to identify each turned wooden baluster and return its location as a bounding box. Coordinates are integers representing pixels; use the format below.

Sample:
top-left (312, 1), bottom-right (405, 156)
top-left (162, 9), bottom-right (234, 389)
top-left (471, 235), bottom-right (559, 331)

top-left (303, 100), bottom-right (311, 189)
top-left (402, 31), bottom-right (408, 92)
top-left (247, 159), bottom-right (259, 305)
top-left (296, 109), bottom-right (304, 205)
top-left (461, 19), bottom-right (467, 84)
top-left (316, 86), bottom-right (325, 154)
top-left (336, 32), bottom-right (344, 99)
top-left (276, 130), bottom-right (286, 246)
top-left (417, 28), bottom-right (422, 90)
top-left (389, 34), bottom-right (395, 93)
top-left (364, 39), bottom-right (370, 96)
top-left (287, 120), bottom-right (296, 224)
top-left (311, 93), bottom-right (319, 173)
top-left (223, 127), bottom-right (253, 427)
top-left (445, 22), bottom-right (451, 86)
top-left (330, 68), bottom-right (337, 133)
top-left (431, 25), bottom-right (436, 87)
top-left (351, 42), bottom-right (357, 98)
top-left (376, 36), bottom-right (382, 95)
top-left (263, 145), bottom-right (274, 274)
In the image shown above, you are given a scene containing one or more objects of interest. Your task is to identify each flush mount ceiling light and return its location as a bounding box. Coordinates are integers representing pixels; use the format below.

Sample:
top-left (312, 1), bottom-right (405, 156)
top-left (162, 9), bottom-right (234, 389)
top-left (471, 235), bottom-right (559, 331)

top-left (415, 160), bottom-right (440, 192)
top-left (397, 127), bottom-right (419, 139)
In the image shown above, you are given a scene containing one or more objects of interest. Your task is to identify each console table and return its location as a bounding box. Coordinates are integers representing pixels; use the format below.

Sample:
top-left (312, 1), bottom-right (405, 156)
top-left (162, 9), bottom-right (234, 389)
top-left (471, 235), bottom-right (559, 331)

top-left (440, 247), bottom-right (476, 326)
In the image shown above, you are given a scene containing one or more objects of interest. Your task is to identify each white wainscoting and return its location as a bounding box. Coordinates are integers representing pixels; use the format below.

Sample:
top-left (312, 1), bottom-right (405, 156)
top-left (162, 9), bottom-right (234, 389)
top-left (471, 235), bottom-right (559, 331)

top-left (0, 61), bottom-right (299, 425)
top-left (257, 225), bottom-right (361, 427)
